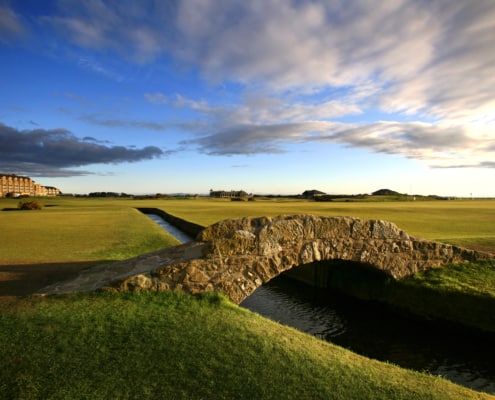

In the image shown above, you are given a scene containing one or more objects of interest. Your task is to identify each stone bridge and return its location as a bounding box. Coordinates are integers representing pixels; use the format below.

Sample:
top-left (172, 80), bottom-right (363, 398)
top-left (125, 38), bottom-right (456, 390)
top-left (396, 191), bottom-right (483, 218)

top-left (38, 215), bottom-right (492, 304)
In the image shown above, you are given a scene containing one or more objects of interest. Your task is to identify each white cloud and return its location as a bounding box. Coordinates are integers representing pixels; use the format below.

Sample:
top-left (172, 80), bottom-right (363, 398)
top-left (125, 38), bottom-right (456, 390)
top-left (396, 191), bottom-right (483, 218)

top-left (170, 92), bottom-right (495, 167)
top-left (144, 93), bottom-right (168, 105)
top-left (42, 1), bottom-right (495, 113)
top-left (173, 0), bottom-right (442, 90)
top-left (379, 1), bottom-right (495, 123)
top-left (182, 121), bottom-right (333, 155)
top-left (12, 0), bottom-right (495, 168)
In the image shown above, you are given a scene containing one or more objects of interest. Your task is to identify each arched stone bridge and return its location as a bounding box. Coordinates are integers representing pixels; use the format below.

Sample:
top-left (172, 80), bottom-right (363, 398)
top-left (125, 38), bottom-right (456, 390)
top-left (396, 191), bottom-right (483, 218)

top-left (38, 215), bottom-right (492, 304)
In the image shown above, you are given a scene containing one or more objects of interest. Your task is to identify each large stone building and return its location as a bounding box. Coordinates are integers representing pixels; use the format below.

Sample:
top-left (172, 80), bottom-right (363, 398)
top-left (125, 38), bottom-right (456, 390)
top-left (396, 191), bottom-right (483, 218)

top-left (0, 174), bottom-right (61, 198)
top-left (209, 189), bottom-right (249, 198)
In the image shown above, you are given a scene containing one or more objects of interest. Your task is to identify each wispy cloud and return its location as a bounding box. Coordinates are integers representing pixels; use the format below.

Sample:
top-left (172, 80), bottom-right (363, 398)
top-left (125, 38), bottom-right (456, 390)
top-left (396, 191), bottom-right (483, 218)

top-left (182, 122), bottom-right (326, 155)
top-left (76, 55), bottom-right (126, 82)
top-left (80, 113), bottom-right (170, 131)
top-left (7, 0), bottom-right (495, 169)
top-left (0, 5), bottom-right (27, 43)
top-left (64, 92), bottom-right (96, 107)
top-left (60, 95), bottom-right (172, 132)
top-left (0, 123), bottom-right (164, 177)
top-left (152, 91), bottom-right (495, 167)
top-left (36, 1), bottom-right (495, 117)
top-left (40, 1), bottom-right (175, 63)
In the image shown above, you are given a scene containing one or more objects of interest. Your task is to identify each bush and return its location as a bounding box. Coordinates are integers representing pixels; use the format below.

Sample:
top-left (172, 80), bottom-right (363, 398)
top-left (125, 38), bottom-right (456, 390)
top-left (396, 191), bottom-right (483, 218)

top-left (18, 200), bottom-right (43, 210)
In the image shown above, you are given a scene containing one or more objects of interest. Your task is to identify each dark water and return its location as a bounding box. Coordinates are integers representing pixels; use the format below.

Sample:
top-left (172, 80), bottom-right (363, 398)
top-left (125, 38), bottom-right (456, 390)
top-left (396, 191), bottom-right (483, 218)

top-left (240, 275), bottom-right (495, 394)
top-left (145, 212), bottom-right (495, 394)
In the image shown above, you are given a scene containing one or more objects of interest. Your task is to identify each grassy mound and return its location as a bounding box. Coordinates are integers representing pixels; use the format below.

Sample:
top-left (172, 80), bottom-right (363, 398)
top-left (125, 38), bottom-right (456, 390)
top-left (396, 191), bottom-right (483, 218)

top-left (1, 291), bottom-right (492, 399)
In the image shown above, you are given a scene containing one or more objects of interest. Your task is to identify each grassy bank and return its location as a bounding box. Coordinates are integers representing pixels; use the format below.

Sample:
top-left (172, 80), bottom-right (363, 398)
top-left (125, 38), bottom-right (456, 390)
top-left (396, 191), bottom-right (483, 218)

top-left (391, 260), bottom-right (495, 331)
top-left (1, 196), bottom-right (494, 397)
top-left (1, 291), bottom-right (492, 400)
top-left (300, 259), bottom-right (495, 332)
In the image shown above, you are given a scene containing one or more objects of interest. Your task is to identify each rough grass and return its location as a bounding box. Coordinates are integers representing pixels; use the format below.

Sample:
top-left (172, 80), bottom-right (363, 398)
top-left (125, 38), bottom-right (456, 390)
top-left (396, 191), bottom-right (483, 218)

top-left (1, 291), bottom-right (492, 400)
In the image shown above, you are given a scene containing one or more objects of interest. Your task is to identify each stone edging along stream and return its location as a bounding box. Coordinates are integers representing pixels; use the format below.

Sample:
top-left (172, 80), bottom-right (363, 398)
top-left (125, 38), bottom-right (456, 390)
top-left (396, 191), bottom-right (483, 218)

top-left (136, 207), bottom-right (204, 238)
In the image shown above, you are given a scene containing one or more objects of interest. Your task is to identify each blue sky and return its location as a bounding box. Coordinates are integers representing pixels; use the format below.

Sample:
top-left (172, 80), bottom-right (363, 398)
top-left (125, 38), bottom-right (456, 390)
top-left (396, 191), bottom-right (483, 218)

top-left (1, 0), bottom-right (494, 196)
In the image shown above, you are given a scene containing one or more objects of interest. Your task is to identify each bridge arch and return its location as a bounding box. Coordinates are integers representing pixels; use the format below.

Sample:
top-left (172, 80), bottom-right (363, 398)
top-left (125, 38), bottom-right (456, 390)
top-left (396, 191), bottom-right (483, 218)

top-left (38, 215), bottom-right (491, 304)
top-left (281, 258), bottom-right (392, 292)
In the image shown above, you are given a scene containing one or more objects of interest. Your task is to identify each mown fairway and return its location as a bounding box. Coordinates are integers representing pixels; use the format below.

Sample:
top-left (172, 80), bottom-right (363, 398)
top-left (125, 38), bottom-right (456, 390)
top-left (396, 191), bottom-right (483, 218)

top-left (0, 198), bottom-right (180, 265)
top-left (1, 197), bottom-right (495, 398)
top-left (1, 197), bottom-right (494, 266)
top-left (142, 197), bottom-right (495, 252)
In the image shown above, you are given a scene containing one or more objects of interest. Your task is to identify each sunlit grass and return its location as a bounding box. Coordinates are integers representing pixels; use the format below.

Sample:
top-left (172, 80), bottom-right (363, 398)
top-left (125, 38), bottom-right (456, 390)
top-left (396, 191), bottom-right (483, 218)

top-left (3, 196), bottom-right (494, 254)
top-left (405, 260), bottom-right (495, 297)
top-left (141, 197), bottom-right (495, 251)
top-left (1, 197), bottom-right (494, 398)
top-left (1, 291), bottom-right (491, 400)
top-left (388, 260), bottom-right (495, 332)
top-left (0, 198), bottom-right (495, 263)
top-left (0, 198), bottom-right (179, 264)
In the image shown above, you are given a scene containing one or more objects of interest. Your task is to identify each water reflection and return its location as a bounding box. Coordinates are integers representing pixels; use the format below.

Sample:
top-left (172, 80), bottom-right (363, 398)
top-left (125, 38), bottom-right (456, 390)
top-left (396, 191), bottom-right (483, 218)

top-left (145, 213), bottom-right (194, 243)
top-left (240, 275), bottom-right (495, 394)
top-left (144, 212), bottom-right (495, 394)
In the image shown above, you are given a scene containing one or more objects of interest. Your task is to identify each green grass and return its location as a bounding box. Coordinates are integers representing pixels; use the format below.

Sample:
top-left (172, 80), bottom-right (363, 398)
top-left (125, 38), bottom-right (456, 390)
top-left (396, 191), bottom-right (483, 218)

top-left (404, 260), bottom-right (495, 297)
top-left (3, 196), bottom-right (494, 256)
top-left (1, 291), bottom-right (492, 400)
top-left (1, 196), bottom-right (494, 397)
top-left (139, 197), bottom-right (495, 252)
top-left (389, 260), bottom-right (495, 331)
top-left (308, 259), bottom-right (495, 332)
top-left (0, 198), bottom-right (180, 264)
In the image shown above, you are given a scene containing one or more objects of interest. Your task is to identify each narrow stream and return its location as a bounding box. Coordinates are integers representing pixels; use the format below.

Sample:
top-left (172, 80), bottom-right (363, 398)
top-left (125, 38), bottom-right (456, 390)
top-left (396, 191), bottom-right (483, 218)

top-left (145, 213), bottom-right (195, 243)
top-left (240, 276), bottom-right (495, 394)
top-left (144, 212), bottom-right (495, 394)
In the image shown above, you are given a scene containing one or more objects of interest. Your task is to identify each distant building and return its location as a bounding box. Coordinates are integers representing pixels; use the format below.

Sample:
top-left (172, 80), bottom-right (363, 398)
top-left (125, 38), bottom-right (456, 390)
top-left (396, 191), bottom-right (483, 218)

top-left (210, 189), bottom-right (249, 198)
top-left (44, 186), bottom-right (62, 196)
top-left (0, 174), bottom-right (61, 198)
top-left (301, 189), bottom-right (326, 199)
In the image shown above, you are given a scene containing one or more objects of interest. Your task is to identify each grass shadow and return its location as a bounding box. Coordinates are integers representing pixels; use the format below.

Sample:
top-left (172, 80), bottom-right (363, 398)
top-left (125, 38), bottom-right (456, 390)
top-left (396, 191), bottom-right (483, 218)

top-left (0, 260), bottom-right (115, 301)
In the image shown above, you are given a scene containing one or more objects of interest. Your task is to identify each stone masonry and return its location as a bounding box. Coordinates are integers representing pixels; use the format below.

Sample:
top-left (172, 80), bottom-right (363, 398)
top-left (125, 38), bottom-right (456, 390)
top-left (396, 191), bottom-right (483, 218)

top-left (37, 215), bottom-right (492, 304)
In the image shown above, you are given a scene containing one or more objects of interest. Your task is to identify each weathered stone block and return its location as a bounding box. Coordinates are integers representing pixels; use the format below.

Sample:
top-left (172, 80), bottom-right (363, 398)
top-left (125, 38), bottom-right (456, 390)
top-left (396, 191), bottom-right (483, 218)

top-left (37, 214), bottom-right (493, 303)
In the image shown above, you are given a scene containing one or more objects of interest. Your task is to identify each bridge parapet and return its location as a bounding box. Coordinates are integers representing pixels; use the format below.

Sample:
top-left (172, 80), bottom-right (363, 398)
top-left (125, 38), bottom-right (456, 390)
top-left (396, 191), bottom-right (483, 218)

top-left (38, 215), bottom-right (492, 304)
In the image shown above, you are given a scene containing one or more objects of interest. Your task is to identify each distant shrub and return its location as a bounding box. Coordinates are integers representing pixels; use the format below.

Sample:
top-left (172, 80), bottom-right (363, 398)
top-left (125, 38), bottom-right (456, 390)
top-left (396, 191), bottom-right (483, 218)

top-left (372, 188), bottom-right (401, 196)
top-left (18, 200), bottom-right (43, 210)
